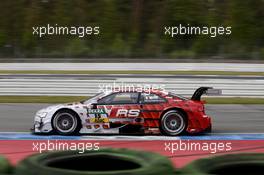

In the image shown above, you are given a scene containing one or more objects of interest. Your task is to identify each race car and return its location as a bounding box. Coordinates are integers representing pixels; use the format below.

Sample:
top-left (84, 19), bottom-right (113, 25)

top-left (32, 87), bottom-right (219, 136)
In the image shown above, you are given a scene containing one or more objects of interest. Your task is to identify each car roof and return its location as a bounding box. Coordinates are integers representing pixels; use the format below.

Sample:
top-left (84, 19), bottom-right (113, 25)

top-left (109, 88), bottom-right (166, 95)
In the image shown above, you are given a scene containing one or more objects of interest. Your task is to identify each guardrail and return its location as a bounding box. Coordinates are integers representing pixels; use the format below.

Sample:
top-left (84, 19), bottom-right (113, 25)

top-left (0, 63), bottom-right (264, 72)
top-left (0, 77), bottom-right (263, 97)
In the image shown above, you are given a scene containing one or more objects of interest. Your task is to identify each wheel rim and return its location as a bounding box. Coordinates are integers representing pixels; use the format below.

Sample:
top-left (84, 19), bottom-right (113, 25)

top-left (53, 113), bottom-right (77, 133)
top-left (163, 112), bottom-right (185, 134)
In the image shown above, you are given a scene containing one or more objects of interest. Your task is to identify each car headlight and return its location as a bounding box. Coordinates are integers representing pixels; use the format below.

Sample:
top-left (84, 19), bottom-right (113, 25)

top-left (34, 121), bottom-right (41, 128)
top-left (37, 112), bottom-right (47, 118)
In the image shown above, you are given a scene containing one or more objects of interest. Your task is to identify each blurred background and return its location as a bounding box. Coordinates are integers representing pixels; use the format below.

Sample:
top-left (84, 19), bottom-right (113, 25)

top-left (0, 0), bottom-right (264, 61)
top-left (0, 1), bottom-right (264, 168)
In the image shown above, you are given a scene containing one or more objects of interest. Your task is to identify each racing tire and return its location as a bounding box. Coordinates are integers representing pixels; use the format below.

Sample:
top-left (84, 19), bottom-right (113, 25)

top-left (52, 110), bottom-right (81, 135)
top-left (181, 153), bottom-right (264, 175)
top-left (14, 148), bottom-right (176, 175)
top-left (0, 155), bottom-right (12, 174)
top-left (160, 110), bottom-right (187, 136)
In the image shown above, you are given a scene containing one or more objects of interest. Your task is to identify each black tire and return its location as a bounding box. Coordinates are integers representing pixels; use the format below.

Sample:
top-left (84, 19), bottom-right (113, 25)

top-left (14, 148), bottom-right (176, 175)
top-left (52, 110), bottom-right (81, 135)
top-left (181, 153), bottom-right (264, 175)
top-left (160, 110), bottom-right (187, 136)
top-left (0, 155), bottom-right (12, 174)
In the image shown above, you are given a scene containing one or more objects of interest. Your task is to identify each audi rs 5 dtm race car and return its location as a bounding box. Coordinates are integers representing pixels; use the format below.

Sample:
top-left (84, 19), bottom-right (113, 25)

top-left (32, 87), bottom-right (219, 136)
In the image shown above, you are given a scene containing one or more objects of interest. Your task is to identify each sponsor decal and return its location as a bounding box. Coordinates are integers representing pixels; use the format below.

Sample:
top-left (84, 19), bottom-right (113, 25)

top-left (90, 118), bottom-right (110, 123)
top-left (116, 109), bottom-right (140, 117)
top-left (87, 108), bottom-right (106, 114)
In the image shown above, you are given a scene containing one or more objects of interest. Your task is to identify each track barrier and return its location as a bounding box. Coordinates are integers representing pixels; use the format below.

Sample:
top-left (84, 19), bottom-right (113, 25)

top-left (0, 148), bottom-right (263, 175)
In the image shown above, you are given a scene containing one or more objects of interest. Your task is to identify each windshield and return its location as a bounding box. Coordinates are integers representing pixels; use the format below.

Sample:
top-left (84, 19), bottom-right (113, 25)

top-left (81, 92), bottom-right (106, 104)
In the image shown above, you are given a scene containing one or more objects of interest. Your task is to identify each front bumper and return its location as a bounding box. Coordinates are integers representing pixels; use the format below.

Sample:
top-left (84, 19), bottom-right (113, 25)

top-left (31, 116), bottom-right (53, 134)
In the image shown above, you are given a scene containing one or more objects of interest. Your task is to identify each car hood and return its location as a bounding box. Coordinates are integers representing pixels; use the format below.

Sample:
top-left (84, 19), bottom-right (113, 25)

top-left (37, 101), bottom-right (94, 114)
top-left (37, 104), bottom-right (64, 113)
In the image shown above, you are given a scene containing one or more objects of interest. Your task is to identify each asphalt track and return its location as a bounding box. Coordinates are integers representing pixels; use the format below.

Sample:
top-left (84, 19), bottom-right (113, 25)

top-left (0, 104), bottom-right (263, 134)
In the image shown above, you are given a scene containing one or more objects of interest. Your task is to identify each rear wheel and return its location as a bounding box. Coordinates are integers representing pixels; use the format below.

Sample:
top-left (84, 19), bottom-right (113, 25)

top-left (160, 110), bottom-right (187, 136)
top-left (52, 110), bottom-right (80, 135)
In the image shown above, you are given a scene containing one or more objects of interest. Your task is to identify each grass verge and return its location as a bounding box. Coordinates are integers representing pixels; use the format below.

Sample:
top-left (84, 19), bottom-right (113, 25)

top-left (0, 70), bottom-right (263, 76)
top-left (0, 96), bottom-right (88, 103)
top-left (204, 97), bottom-right (264, 104)
top-left (0, 96), bottom-right (263, 104)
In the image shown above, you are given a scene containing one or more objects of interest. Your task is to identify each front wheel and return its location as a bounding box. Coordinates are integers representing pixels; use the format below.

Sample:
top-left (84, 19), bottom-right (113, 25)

top-left (160, 110), bottom-right (187, 136)
top-left (52, 110), bottom-right (80, 135)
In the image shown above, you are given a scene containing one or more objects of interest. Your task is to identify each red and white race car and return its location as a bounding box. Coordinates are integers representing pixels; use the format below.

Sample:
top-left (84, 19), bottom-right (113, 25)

top-left (32, 87), bottom-right (219, 136)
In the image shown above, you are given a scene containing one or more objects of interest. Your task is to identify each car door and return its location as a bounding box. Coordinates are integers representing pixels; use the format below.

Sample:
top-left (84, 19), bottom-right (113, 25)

top-left (139, 92), bottom-right (167, 125)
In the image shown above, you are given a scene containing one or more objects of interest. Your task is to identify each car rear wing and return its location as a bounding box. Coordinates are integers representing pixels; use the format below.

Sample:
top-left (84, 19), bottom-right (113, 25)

top-left (191, 87), bottom-right (222, 101)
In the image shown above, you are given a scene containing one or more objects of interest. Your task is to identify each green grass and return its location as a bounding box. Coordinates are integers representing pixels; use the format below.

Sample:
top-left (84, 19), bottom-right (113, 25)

top-left (0, 96), bottom-right (263, 104)
top-left (0, 96), bottom-right (88, 103)
top-left (0, 70), bottom-right (263, 76)
top-left (203, 97), bottom-right (264, 104)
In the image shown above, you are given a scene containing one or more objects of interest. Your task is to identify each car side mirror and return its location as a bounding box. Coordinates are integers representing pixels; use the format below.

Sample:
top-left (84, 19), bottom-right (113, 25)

top-left (91, 103), bottom-right (98, 109)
